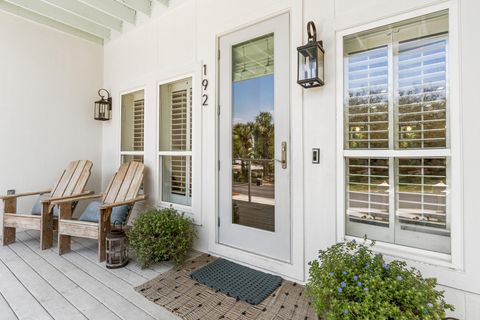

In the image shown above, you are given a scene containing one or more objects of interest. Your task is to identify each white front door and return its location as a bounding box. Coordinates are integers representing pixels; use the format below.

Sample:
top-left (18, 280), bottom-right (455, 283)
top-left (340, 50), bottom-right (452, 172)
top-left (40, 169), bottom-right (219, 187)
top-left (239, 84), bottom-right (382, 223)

top-left (218, 13), bottom-right (291, 262)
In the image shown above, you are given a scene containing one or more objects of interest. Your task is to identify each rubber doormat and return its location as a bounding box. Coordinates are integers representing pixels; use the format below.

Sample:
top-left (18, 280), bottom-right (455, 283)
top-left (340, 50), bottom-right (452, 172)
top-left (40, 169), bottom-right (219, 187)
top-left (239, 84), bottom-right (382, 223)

top-left (190, 258), bottom-right (282, 305)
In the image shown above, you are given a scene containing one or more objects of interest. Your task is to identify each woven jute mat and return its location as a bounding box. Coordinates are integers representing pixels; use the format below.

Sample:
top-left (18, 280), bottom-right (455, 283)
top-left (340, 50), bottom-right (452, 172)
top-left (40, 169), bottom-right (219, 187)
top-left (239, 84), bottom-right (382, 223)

top-left (135, 254), bottom-right (318, 320)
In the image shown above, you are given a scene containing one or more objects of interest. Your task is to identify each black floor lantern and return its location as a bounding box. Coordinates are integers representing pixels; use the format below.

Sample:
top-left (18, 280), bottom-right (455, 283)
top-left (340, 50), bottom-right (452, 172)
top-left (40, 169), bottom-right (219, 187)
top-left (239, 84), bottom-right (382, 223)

top-left (106, 223), bottom-right (129, 269)
top-left (297, 21), bottom-right (325, 88)
top-left (94, 88), bottom-right (112, 121)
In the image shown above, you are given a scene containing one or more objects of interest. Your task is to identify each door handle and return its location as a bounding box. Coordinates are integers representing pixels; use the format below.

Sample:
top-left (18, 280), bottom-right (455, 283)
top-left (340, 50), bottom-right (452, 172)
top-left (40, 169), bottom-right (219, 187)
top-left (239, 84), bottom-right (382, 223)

top-left (275, 141), bottom-right (287, 169)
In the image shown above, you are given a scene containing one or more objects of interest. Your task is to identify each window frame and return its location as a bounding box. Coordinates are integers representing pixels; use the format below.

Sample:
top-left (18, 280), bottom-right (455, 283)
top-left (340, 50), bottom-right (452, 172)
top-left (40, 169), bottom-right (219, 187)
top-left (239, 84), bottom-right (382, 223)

top-left (119, 86), bottom-right (146, 165)
top-left (156, 72), bottom-right (201, 224)
top-left (335, 2), bottom-right (463, 269)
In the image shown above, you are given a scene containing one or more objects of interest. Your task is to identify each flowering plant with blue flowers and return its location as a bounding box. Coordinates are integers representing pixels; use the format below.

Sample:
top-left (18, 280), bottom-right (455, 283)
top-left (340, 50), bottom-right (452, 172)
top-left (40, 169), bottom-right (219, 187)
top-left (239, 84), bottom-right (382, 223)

top-left (306, 239), bottom-right (454, 319)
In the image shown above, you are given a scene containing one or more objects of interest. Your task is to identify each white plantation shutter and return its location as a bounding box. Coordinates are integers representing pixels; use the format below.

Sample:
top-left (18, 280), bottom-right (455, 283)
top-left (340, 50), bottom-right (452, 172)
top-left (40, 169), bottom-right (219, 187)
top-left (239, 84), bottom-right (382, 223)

top-left (133, 99), bottom-right (144, 163)
top-left (171, 156), bottom-right (187, 195)
top-left (396, 36), bottom-right (448, 149)
top-left (345, 46), bottom-right (389, 149)
top-left (159, 78), bottom-right (193, 207)
top-left (396, 158), bottom-right (447, 229)
top-left (171, 90), bottom-right (187, 150)
top-left (120, 90), bottom-right (144, 165)
top-left (169, 86), bottom-right (192, 198)
top-left (189, 87), bottom-right (192, 197)
top-left (170, 89), bottom-right (187, 196)
top-left (346, 158), bottom-right (390, 227)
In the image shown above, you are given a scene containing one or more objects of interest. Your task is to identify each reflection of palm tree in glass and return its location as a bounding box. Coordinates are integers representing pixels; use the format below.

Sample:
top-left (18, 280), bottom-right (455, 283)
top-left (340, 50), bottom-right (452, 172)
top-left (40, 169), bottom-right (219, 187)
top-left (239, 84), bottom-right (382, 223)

top-left (233, 123), bottom-right (254, 182)
top-left (253, 112), bottom-right (274, 179)
top-left (233, 111), bottom-right (274, 183)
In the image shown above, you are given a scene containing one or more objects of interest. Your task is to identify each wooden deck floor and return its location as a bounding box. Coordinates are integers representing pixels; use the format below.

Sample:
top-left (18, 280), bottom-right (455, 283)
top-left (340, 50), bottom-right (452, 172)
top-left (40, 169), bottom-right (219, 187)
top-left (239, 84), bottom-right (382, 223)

top-left (0, 230), bottom-right (180, 320)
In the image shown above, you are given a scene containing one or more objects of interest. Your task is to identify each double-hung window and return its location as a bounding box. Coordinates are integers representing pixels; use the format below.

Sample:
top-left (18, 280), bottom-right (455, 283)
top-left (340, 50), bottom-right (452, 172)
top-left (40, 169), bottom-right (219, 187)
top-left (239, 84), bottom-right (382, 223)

top-left (342, 10), bottom-right (452, 254)
top-left (159, 78), bottom-right (193, 208)
top-left (121, 89), bottom-right (145, 164)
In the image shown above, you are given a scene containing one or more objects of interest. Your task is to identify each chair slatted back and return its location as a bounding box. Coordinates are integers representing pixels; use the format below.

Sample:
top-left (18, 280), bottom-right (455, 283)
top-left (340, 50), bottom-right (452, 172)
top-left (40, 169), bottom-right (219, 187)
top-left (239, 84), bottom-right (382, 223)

top-left (50, 160), bottom-right (93, 198)
top-left (103, 161), bottom-right (144, 204)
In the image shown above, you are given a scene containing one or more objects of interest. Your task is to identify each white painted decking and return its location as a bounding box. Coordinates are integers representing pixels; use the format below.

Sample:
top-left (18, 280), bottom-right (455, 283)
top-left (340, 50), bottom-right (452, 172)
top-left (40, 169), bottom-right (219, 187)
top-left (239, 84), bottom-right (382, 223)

top-left (0, 230), bottom-right (180, 320)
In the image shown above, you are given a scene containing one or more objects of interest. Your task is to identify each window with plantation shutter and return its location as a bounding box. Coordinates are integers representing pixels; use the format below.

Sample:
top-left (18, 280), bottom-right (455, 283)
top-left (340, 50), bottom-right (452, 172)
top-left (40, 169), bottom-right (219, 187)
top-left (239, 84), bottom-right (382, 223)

top-left (343, 10), bottom-right (451, 254)
top-left (170, 89), bottom-right (189, 196)
top-left (189, 87), bottom-right (192, 197)
top-left (159, 78), bottom-right (193, 207)
top-left (133, 99), bottom-right (144, 151)
top-left (346, 158), bottom-right (389, 227)
top-left (396, 37), bottom-right (447, 149)
top-left (396, 158), bottom-right (447, 230)
top-left (171, 90), bottom-right (187, 150)
top-left (346, 46), bottom-right (389, 149)
top-left (121, 90), bottom-right (145, 165)
top-left (171, 156), bottom-right (187, 195)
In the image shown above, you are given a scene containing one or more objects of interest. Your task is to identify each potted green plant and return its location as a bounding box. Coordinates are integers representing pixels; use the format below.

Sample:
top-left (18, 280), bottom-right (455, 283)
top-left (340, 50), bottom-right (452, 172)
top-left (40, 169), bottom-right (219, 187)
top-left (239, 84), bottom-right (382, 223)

top-left (127, 207), bottom-right (197, 268)
top-left (306, 239), bottom-right (454, 319)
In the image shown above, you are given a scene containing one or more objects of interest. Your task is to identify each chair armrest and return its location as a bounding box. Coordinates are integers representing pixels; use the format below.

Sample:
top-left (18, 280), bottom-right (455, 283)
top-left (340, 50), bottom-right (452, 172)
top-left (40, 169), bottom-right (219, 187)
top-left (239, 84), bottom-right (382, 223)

top-left (48, 191), bottom-right (99, 204)
top-left (99, 195), bottom-right (147, 209)
top-left (0, 190), bottom-right (51, 200)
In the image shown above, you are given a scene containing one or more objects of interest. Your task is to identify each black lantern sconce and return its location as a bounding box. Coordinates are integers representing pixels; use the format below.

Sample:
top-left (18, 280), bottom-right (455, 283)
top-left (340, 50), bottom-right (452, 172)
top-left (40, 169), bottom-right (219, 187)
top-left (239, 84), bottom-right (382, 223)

top-left (94, 88), bottom-right (112, 121)
top-left (297, 21), bottom-right (325, 88)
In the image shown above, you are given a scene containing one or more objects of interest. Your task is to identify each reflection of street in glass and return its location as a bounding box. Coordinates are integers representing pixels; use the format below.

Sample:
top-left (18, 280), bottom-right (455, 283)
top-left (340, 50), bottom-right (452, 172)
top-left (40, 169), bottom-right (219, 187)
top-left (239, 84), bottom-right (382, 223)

top-left (233, 199), bottom-right (275, 232)
top-left (232, 159), bottom-right (275, 232)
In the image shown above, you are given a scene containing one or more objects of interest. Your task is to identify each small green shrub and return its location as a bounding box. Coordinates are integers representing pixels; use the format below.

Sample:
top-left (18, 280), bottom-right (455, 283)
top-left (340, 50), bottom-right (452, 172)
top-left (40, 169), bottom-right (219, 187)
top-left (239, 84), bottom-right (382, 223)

top-left (127, 208), bottom-right (196, 268)
top-left (306, 239), bottom-right (454, 320)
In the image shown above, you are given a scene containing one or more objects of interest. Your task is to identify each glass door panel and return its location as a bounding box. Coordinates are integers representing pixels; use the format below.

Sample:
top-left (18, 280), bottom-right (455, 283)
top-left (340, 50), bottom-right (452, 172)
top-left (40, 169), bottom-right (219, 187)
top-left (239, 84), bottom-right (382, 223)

top-left (231, 34), bottom-right (275, 232)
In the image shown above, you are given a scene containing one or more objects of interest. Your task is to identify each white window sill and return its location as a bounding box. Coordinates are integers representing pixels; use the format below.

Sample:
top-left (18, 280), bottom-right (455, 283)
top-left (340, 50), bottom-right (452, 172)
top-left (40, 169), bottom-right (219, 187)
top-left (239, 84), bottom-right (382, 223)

top-left (344, 235), bottom-right (461, 271)
top-left (157, 201), bottom-right (192, 213)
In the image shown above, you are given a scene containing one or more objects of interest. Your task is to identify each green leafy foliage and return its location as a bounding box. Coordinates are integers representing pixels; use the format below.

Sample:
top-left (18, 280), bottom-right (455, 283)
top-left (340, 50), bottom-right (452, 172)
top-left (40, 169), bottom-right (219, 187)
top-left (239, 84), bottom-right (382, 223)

top-left (127, 208), bottom-right (197, 268)
top-left (306, 240), bottom-right (454, 320)
top-left (232, 112), bottom-right (274, 184)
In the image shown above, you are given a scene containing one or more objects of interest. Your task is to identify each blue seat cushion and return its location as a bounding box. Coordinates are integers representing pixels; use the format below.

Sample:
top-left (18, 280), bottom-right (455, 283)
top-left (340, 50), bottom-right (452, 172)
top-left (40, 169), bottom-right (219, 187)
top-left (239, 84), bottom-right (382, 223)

top-left (31, 194), bottom-right (59, 216)
top-left (78, 201), bottom-right (130, 225)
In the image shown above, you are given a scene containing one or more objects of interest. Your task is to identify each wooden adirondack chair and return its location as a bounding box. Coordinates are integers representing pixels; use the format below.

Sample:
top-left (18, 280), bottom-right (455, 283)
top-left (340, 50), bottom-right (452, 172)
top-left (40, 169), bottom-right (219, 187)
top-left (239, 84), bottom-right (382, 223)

top-left (1, 160), bottom-right (93, 249)
top-left (53, 161), bottom-right (145, 262)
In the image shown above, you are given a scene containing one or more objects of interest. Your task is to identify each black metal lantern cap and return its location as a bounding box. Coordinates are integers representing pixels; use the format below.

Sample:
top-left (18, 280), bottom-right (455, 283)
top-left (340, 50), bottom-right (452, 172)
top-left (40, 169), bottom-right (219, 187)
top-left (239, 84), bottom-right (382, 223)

top-left (297, 21), bottom-right (325, 88)
top-left (94, 88), bottom-right (112, 121)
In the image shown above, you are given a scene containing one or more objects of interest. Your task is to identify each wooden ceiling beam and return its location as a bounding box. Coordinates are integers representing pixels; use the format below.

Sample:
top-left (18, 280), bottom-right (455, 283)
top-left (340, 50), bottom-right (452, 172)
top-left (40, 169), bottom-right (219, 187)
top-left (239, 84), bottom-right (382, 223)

top-left (5, 0), bottom-right (111, 39)
top-left (80, 0), bottom-right (136, 25)
top-left (117, 0), bottom-right (151, 16)
top-left (43, 0), bottom-right (123, 31)
top-left (0, 1), bottom-right (103, 44)
top-left (0, 0), bottom-right (171, 45)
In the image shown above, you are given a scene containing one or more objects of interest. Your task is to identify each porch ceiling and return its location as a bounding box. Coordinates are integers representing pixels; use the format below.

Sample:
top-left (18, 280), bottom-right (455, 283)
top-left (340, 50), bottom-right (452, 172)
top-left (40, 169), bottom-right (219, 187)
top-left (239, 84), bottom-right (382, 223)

top-left (0, 0), bottom-right (169, 45)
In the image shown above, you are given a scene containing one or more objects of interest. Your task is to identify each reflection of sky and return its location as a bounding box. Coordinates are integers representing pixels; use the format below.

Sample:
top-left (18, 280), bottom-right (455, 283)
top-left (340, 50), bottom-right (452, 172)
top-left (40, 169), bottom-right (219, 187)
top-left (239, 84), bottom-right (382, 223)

top-left (233, 75), bottom-right (274, 124)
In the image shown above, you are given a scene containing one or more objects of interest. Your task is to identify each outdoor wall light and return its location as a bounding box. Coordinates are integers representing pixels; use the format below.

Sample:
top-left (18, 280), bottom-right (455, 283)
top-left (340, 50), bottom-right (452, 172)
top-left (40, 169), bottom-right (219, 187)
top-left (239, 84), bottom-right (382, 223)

top-left (297, 21), bottom-right (325, 88)
top-left (94, 88), bottom-right (112, 121)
